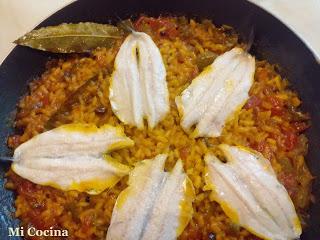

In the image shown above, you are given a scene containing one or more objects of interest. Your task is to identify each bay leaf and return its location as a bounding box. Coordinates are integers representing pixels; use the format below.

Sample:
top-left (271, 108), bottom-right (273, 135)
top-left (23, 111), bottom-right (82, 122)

top-left (14, 22), bottom-right (124, 53)
top-left (196, 50), bottom-right (218, 71)
top-left (117, 19), bottom-right (135, 33)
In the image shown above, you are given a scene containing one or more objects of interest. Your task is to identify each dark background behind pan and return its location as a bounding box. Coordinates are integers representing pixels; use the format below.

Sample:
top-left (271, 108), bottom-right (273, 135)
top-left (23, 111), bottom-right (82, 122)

top-left (0, 0), bottom-right (319, 239)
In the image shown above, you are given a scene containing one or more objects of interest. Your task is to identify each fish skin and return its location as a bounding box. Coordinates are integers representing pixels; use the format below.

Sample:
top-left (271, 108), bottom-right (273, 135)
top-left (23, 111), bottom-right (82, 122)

top-left (110, 32), bottom-right (169, 129)
top-left (205, 144), bottom-right (302, 240)
top-left (107, 155), bottom-right (195, 240)
top-left (12, 123), bottom-right (134, 194)
top-left (176, 47), bottom-right (255, 138)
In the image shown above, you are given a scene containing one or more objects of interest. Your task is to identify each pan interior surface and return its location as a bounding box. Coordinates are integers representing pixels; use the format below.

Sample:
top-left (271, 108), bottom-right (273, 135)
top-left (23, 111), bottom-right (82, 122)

top-left (0, 0), bottom-right (319, 239)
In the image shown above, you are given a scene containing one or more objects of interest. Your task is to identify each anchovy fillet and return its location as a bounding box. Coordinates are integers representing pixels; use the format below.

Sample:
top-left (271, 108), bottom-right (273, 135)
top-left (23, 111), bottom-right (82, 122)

top-left (12, 124), bottom-right (134, 194)
top-left (205, 144), bottom-right (302, 240)
top-left (176, 47), bottom-right (255, 137)
top-left (107, 154), bottom-right (195, 240)
top-left (110, 32), bottom-right (169, 129)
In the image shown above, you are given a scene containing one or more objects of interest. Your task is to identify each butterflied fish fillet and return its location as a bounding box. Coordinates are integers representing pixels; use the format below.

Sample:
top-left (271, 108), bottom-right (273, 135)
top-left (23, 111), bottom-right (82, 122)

top-left (107, 154), bottom-right (195, 240)
top-left (109, 32), bottom-right (169, 129)
top-left (176, 47), bottom-right (255, 138)
top-left (205, 144), bottom-right (301, 240)
top-left (12, 123), bottom-right (134, 194)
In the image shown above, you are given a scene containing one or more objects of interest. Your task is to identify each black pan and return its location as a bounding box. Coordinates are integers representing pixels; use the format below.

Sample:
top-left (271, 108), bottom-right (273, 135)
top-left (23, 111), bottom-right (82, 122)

top-left (0, 0), bottom-right (319, 239)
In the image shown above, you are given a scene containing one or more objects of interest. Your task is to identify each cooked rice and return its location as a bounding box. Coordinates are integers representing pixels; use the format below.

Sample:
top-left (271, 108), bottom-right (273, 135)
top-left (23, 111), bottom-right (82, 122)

top-left (6, 17), bottom-right (312, 240)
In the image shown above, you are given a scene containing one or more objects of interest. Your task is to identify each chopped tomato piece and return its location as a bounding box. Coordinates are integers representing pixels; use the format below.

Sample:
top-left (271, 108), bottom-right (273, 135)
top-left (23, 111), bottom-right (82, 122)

top-left (29, 212), bottom-right (58, 230)
top-left (278, 172), bottom-right (298, 197)
top-left (134, 16), bottom-right (178, 39)
top-left (41, 96), bottom-right (50, 106)
top-left (179, 146), bottom-right (190, 160)
top-left (271, 106), bottom-right (284, 116)
top-left (250, 141), bottom-right (266, 153)
top-left (179, 225), bottom-right (203, 240)
top-left (256, 68), bottom-right (269, 80)
top-left (8, 134), bottom-right (21, 149)
top-left (282, 130), bottom-right (298, 151)
top-left (250, 141), bottom-right (274, 160)
top-left (292, 122), bottom-right (310, 133)
top-left (17, 179), bottom-right (37, 197)
top-left (244, 95), bottom-right (261, 109)
top-left (267, 96), bottom-right (284, 116)
top-left (81, 214), bottom-right (95, 234)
